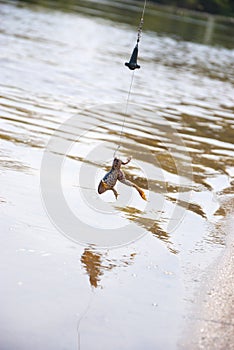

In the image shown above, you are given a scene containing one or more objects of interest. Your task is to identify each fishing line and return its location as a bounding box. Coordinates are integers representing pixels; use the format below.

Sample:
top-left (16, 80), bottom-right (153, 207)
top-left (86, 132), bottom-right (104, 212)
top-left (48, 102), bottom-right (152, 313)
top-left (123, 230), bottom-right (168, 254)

top-left (73, 185), bottom-right (96, 191)
top-left (114, 70), bottom-right (135, 157)
top-left (113, 0), bottom-right (147, 158)
top-left (77, 287), bottom-right (95, 350)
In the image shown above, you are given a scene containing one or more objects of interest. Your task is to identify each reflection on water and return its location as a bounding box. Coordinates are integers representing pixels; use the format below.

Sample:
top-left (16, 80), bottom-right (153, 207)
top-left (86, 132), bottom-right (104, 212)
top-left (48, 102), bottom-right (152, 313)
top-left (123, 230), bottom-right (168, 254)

top-left (81, 248), bottom-right (136, 288)
top-left (81, 249), bottom-right (103, 288)
top-left (0, 0), bottom-right (234, 348)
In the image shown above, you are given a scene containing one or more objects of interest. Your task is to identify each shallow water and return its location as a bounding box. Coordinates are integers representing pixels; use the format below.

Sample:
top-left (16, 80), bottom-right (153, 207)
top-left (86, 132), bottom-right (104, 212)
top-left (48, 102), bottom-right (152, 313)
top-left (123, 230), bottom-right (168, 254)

top-left (0, 0), bottom-right (234, 349)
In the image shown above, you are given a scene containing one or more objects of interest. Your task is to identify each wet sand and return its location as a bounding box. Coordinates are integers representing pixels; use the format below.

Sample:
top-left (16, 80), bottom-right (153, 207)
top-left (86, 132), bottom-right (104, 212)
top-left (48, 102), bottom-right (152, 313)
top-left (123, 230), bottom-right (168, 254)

top-left (181, 211), bottom-right (234, 349)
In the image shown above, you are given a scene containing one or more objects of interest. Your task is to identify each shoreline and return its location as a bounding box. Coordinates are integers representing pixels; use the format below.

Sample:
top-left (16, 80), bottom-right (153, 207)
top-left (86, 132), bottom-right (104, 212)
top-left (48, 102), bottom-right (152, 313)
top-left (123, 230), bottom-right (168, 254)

top-left (180, 208), bottom-right (234, 349)
top-left (145, 0), bottom-right (234, 23)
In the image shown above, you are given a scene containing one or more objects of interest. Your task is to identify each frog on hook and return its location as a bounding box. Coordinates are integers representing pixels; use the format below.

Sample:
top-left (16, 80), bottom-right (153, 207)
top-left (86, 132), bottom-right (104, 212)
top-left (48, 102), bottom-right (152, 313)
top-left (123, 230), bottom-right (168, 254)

top-left (98, 157), bottom-right (146, 200)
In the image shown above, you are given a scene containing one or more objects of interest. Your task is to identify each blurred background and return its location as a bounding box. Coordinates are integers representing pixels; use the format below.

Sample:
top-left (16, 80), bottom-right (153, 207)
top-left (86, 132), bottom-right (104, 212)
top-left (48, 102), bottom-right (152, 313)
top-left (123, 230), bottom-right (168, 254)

top-left (144, 0), bottom-right (234, 16)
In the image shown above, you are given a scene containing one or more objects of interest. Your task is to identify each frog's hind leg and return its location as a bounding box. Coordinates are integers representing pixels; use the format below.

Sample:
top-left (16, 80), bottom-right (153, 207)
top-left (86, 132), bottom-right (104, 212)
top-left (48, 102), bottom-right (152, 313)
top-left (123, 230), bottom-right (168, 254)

top-left (118, 172), bottom-right (146, 201)
top-left (134, 184), bottom-right (147, 201)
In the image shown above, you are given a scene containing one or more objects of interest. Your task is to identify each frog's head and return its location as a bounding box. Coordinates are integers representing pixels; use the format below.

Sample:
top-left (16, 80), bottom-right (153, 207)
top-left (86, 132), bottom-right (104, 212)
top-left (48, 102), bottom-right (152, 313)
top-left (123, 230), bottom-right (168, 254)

top-left (112, 157), bottom-right (122, 170)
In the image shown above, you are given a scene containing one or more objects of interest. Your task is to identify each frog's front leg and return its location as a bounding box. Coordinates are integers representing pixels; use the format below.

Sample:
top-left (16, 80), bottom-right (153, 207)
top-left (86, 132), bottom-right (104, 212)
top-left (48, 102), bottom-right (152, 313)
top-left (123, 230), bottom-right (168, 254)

top-left (121, 156), bottom-right (132, 165)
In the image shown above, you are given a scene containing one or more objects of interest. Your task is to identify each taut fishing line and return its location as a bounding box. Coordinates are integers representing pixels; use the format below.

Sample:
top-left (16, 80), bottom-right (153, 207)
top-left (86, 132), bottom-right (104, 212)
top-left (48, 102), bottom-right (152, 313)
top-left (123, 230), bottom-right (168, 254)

top-left (114, 0), bottom-right (147, 158)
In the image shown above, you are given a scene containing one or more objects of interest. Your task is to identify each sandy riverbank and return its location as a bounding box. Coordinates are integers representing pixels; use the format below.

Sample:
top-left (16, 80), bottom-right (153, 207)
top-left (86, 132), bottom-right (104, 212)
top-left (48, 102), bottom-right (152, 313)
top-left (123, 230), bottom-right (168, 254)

top-left (180, 210), bottom-right (234, 349)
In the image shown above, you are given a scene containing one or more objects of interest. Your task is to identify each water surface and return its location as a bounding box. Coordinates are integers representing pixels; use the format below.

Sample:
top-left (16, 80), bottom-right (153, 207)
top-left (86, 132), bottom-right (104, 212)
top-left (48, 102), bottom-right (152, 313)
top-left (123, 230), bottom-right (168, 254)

top-left (0, 1), bottom-right (234, 349)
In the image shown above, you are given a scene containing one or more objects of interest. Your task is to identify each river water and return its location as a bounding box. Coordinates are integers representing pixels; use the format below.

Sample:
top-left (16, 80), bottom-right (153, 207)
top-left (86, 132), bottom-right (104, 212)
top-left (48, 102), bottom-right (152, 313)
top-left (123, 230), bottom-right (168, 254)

top-left (0, 0), bottom-right (234, 349)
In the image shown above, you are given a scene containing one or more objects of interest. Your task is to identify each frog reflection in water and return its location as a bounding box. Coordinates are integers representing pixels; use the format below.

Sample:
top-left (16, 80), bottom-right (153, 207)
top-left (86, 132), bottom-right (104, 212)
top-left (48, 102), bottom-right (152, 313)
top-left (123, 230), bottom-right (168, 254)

top-left (98, 157), bottom-right (146, 200)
